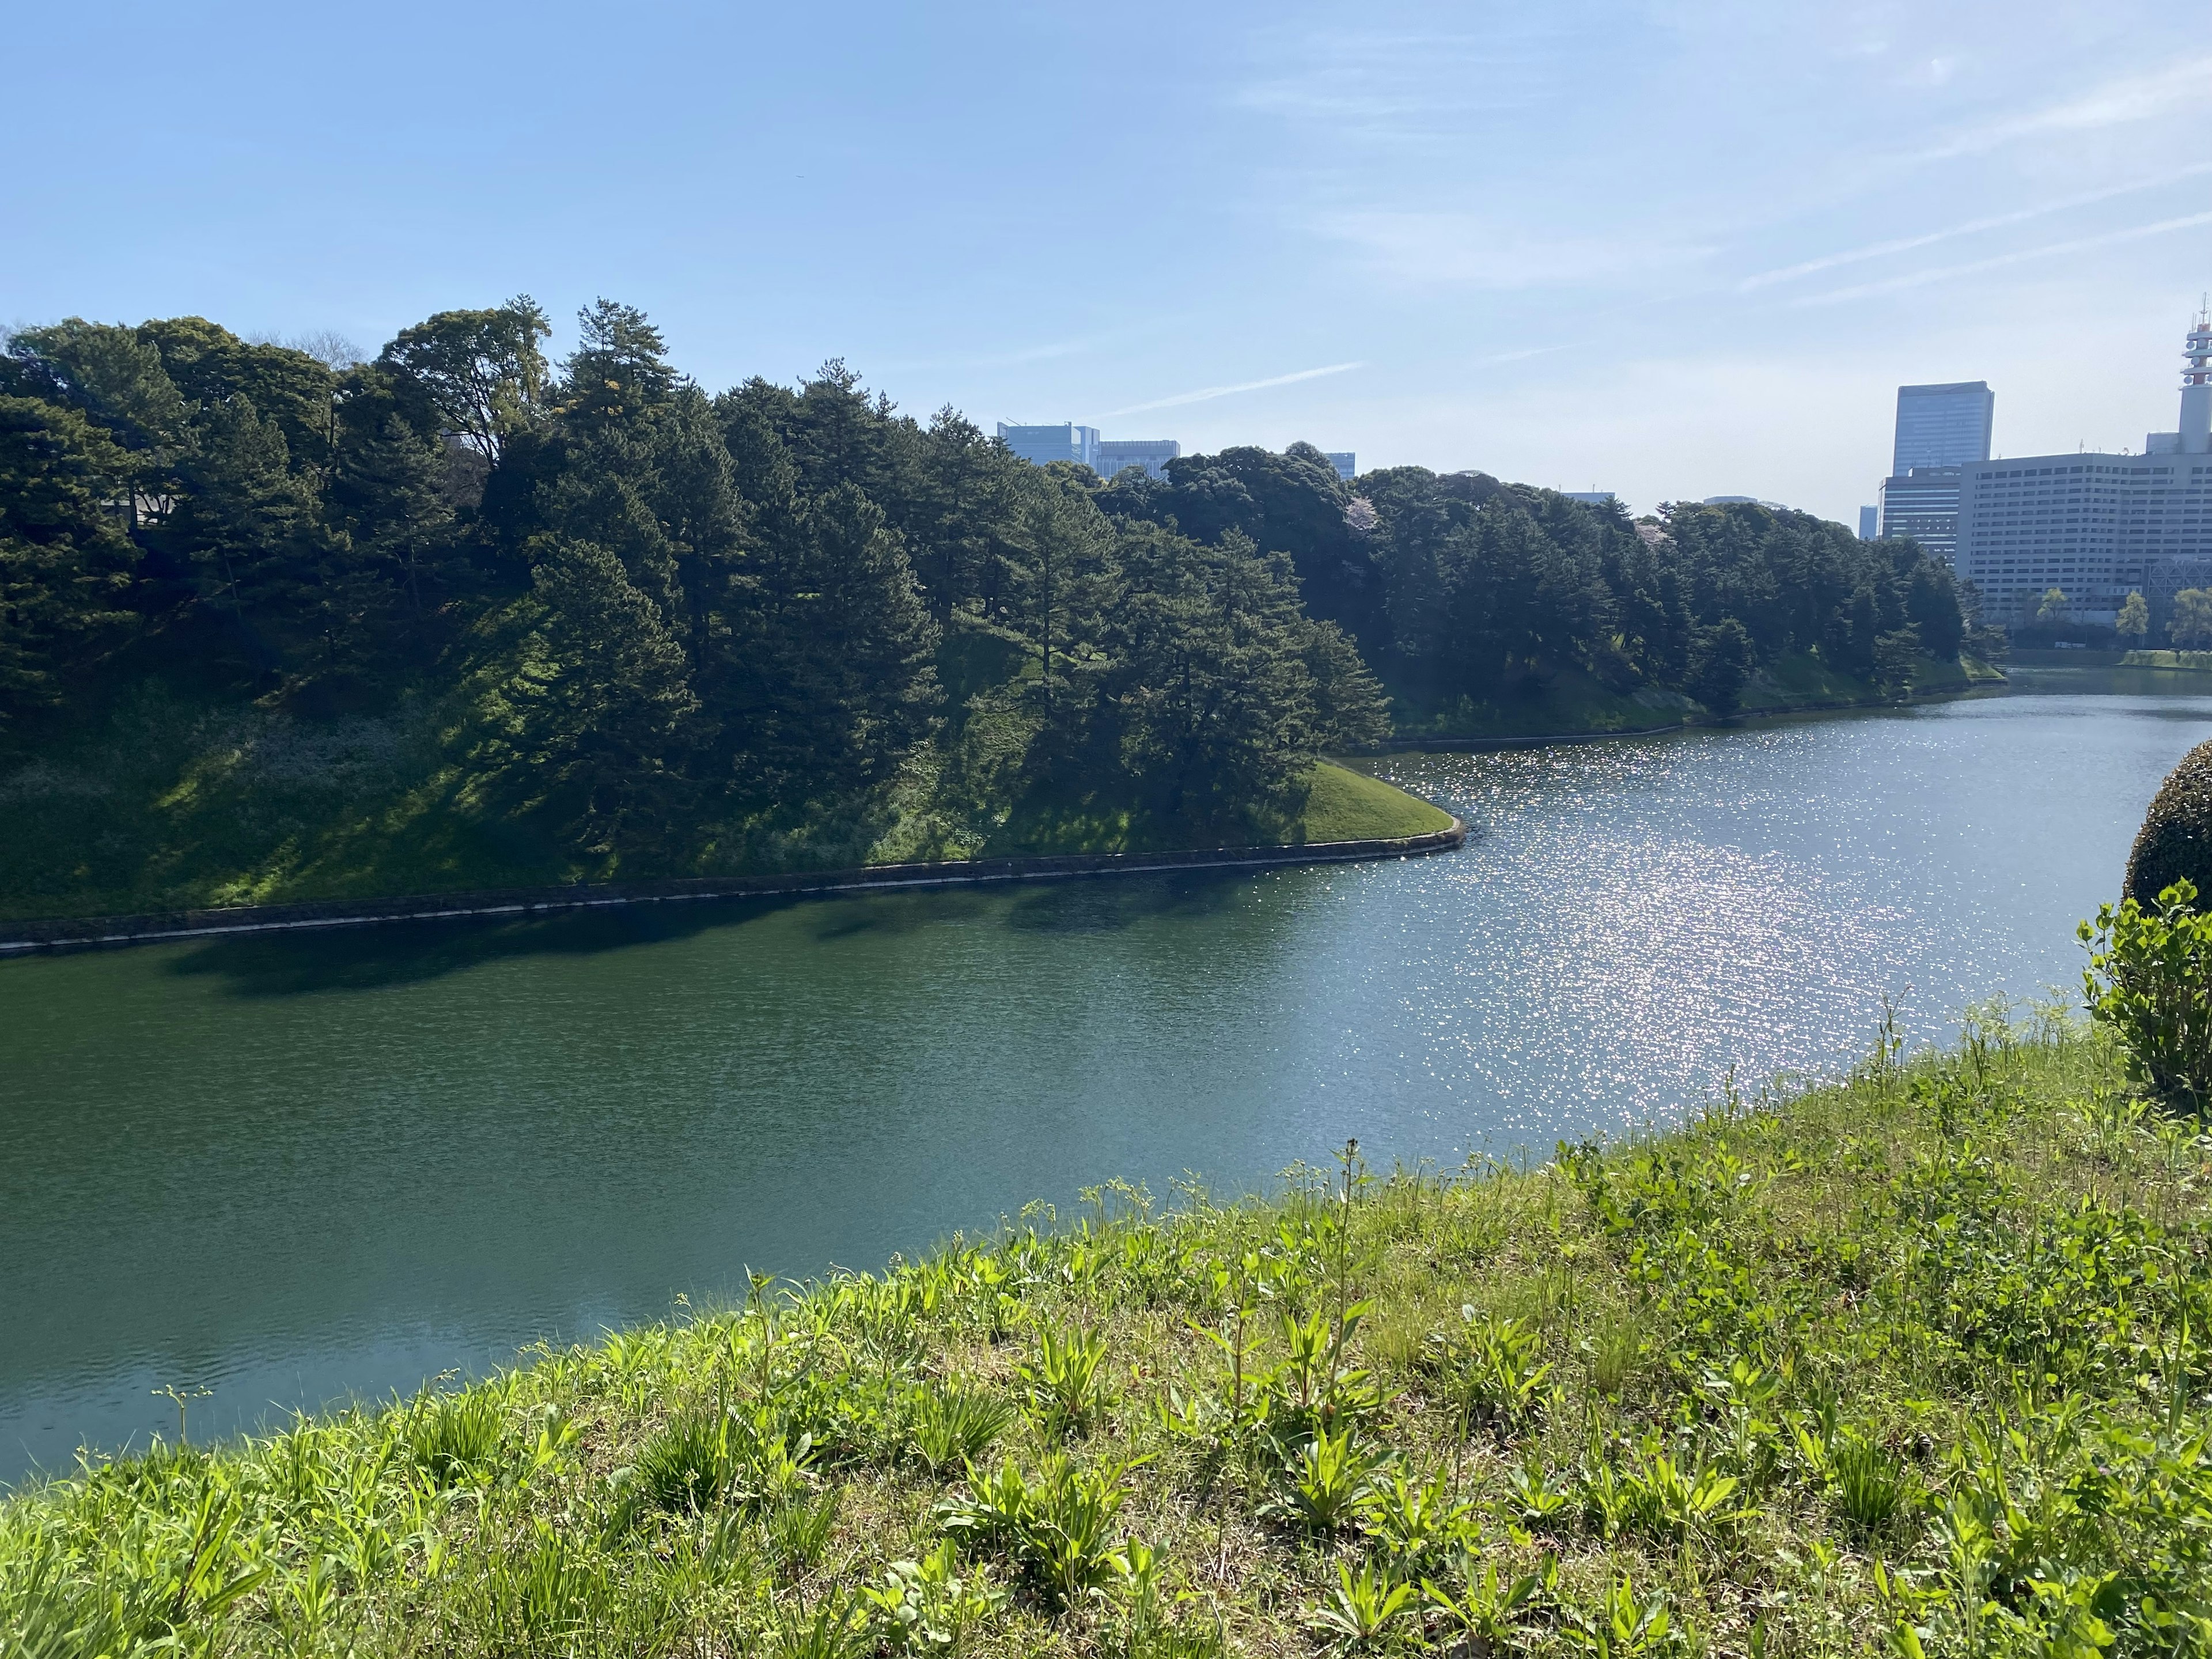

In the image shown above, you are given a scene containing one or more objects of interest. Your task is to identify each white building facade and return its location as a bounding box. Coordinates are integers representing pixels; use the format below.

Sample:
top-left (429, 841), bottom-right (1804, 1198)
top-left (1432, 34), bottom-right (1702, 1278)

top-left (1952, 315), bottom-right (2212, 624)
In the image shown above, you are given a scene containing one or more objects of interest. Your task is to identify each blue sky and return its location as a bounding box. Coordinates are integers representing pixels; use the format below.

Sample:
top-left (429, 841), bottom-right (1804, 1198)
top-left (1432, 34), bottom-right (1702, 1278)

top-left (6, 1), bottom-right (2209, 524)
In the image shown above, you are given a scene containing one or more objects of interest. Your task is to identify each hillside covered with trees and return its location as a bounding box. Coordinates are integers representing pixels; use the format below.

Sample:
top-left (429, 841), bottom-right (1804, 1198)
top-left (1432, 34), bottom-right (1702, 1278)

top-left (0, 297), bottom-right (1976, 917)
top-left (0, 301), bottom-right (1405, 918)
top-left (1096, 445), bottom-right (1987, 736)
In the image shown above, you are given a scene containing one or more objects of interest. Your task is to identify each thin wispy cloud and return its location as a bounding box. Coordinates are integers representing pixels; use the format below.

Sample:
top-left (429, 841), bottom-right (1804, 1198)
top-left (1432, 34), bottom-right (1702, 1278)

top-left (1233, 26), bottom-right (1562, 139)
top-left (1104, 363), bottom-right (1366, 417)
top-left (1906, 54), bottom-right (2212, 162)
top-left (1793, 210), bottom-right (2212, 305)
top-left (1313, 209), bottom-right (1714, 290)
top-left (1468, 343), bottom-right (1583, 368)
top-left (1738, 162), bottom-right (2212, 291)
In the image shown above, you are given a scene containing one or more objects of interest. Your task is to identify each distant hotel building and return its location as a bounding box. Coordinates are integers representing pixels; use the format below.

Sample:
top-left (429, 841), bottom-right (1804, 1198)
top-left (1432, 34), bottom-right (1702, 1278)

top-left (1877, 381), bottom-right (1994, 559)
top-left (1325, 452), bottom-right (1356, 482)
top-left (1858, 506), bottom-right (1878, 540)
top-left (1096, 438), bottom-right (1179, 480)
top-left (1953, 313), bottom-right (2212, 624)
top-left (995, 423), bottom-right (1101, 469)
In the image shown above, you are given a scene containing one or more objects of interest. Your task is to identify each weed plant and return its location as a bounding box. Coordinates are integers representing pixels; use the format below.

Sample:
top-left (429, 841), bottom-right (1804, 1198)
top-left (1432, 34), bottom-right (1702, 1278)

top-left (6, 1003), bottom-right (2212, 1657)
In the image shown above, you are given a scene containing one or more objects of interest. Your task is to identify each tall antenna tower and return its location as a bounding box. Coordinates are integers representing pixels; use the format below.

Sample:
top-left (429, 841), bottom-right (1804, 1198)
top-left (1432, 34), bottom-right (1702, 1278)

top-left (2181, 303), bottom-right (2212, 453)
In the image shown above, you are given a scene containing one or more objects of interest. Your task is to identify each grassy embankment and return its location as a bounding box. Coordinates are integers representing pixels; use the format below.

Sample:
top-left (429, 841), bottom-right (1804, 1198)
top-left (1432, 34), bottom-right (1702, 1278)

top-left (0, 684), bottom-right (1449, 924)
top-left (2120, 650), bottom-right (2212, 672)
top-left (1387, 651), bottom-right (2002, 743)
top-left (6, 1009), bottom-right (2206, 1657)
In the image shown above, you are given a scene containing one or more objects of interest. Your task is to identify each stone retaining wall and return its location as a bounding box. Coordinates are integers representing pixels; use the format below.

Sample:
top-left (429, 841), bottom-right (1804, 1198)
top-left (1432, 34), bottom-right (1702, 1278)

top-left (0, 821), bottom-right (1467, 955)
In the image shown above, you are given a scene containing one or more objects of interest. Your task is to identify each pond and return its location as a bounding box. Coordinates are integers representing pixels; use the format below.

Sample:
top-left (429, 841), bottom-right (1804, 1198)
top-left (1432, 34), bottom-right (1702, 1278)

top-left (4, 680), bottom-right (2206, 1483)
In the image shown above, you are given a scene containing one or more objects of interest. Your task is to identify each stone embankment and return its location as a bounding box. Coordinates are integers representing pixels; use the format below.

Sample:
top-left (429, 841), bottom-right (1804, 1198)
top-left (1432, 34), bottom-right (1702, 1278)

top-left (0, 821), bottom-right (1466, 955)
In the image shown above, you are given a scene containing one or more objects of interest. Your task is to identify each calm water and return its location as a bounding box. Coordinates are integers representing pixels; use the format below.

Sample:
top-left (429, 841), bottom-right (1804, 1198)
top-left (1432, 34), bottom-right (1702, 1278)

top-left (4, 683), bottom-right (2209, 1482)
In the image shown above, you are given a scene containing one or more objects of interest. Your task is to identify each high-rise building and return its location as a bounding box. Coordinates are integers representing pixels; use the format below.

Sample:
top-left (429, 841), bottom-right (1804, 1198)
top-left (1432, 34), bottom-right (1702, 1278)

top-left (1859, 506), bottom-right (1878, 540)
top-left (1563, 490), bottom-right (1617, 507)
top-left (1953, 313), bottom-right (2212, 625)
top-left (996, 423), bottom-right (1101, 469)
top-left (1878, 468), bottom-right (1966, 560)
top-left (1325, 452), bottom-right (1356, 482)
top-left (1096, 438), bottom-right (1180, 480)
top-left (1876, 381), bottom-right (1994, 556)
top-left (1892, 381), bottom-right (1995, 473)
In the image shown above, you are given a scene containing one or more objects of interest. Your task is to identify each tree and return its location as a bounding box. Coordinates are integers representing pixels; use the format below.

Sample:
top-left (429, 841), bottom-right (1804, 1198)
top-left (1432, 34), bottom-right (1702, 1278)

top-left (1687, 617), bottom-right (1754, 715)
top-left (1871, 625), bottom-right (1923, 696)
top-left (2117, 590), bottom-right (2150, 646)
top-left (2171, 589), bottom-right (2212, 650)
top-left (2036, 587), bottom-right (2070, 625)
top-left (470, 535), bottom-right (699, 857)
top-left (328, 411), bottom-right (459, 628)
top-left (0, 396), bottom-right (139, 723)
top-left (378, 298), bottom-right (551, 464)
top-left (561, 300), bottom-right (676, 425)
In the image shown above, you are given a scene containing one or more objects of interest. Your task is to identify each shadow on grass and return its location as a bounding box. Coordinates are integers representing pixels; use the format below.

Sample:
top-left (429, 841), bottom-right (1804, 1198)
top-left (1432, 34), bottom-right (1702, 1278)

top-left (161, 869), bottom-right (1263, 995)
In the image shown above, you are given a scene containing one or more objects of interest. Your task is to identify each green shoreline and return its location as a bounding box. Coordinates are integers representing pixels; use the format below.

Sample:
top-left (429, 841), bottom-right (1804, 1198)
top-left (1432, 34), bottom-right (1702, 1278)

top-left (1378, 649), bottom-right (2005, 748)
top-left (4, 1015), bottom-right (2198, 1656)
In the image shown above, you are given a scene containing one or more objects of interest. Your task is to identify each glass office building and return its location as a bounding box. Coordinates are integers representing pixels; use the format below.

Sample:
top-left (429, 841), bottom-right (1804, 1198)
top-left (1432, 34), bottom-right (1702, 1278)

top-left (1877, 382), bottom-right (1993, 556)
top-left (1892, 381), bottom-right (1995, 473)
top-left (995, 423), bottom-right (1101, 469)
top-left (1095, 438), bottom-right (1180, 480)
top-left (1325, 452), bottom-right (1356, 482)
top-left (1878, 468), bottom-right (1966, 559)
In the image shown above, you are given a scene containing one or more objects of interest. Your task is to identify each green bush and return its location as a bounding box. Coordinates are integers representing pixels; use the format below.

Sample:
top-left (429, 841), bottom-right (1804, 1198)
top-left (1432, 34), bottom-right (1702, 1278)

top-left (2125, 738), bottom-right (2212, 903)
top-left (2081, 878), bottom-right (2212, 1105)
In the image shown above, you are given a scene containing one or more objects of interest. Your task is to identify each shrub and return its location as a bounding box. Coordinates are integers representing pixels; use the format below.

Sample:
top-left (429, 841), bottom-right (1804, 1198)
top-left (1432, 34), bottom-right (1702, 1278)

top-left (2125, 739), bottom-right (2212, 904)
top-left (2081, 880), bottom-right (2212, 1106)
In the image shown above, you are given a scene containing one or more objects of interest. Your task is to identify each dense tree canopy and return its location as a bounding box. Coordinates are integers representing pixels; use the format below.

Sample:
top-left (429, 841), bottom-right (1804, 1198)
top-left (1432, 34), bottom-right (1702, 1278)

top-left (1096, 457), bottom-right (1970, 718)
top-left (0, 298), bottom-right (1975, 874)
top-left (0, 305), bottom-right (1389, 867)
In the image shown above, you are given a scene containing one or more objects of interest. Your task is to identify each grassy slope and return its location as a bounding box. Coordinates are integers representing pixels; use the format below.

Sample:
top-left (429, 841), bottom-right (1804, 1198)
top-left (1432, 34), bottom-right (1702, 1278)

top-left (0, 677), bottom-right (1451, 923)
top-left (1388, 651), bottom-right (1998, 743)
top-left (6, 1016), bottom-right (2206, 1658)
top-left (1286, 763), bottom-right (1455, 842)
top-left (983, 763), bottom-right (1452, 858)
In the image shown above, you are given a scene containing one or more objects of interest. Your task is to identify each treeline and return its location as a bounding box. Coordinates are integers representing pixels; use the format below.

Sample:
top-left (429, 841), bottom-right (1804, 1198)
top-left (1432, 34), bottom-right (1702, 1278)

top-left (1094, 445), bottom-right (1975, 717)
top-left (0, 296), bottom-right (1975, 869)
top-left (0, 301), bottom-right (1383, 864)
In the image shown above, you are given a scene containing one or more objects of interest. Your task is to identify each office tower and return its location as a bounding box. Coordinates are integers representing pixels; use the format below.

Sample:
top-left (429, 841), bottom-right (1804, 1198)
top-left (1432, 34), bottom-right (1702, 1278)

top-left (1095, 438), bottom-right (1180, 480)
top-left (1564, 491), bottom-right (1618, 507)
top-left (1859, 506), bottom-right (1878, 540)
top-left (1877, 381), bottom-right (1993, 556)
top-left (1952, 313), bottom-right (2212, 624)
top-left (1892, 382), bottom-right (1995, 473)
top-left (1325, 452), bottom-right (1355, 482)
top-left (1878, 468), bottom-right (1965, 560)
top-left (996, 423), bottom-right (1101, 469)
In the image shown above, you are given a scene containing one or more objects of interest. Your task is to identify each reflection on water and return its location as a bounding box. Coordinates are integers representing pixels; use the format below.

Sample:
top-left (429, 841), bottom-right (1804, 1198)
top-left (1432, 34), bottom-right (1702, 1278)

top-left (3, 685), bottom-right (2208, 1482)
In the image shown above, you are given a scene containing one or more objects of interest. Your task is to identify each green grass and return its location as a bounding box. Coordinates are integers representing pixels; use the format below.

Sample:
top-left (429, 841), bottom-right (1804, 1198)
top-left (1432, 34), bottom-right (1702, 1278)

top-left (1289, 762), bottom-right (1455, 842)
top-left (979, 764), bottom-right (1449, 857)
top-left (0, 681), bottom-right (1455, 925)
top-left (7, 1005), bottom-right (2209, 1658)
top-left (2120, 650), bottom-right (2212, 672)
